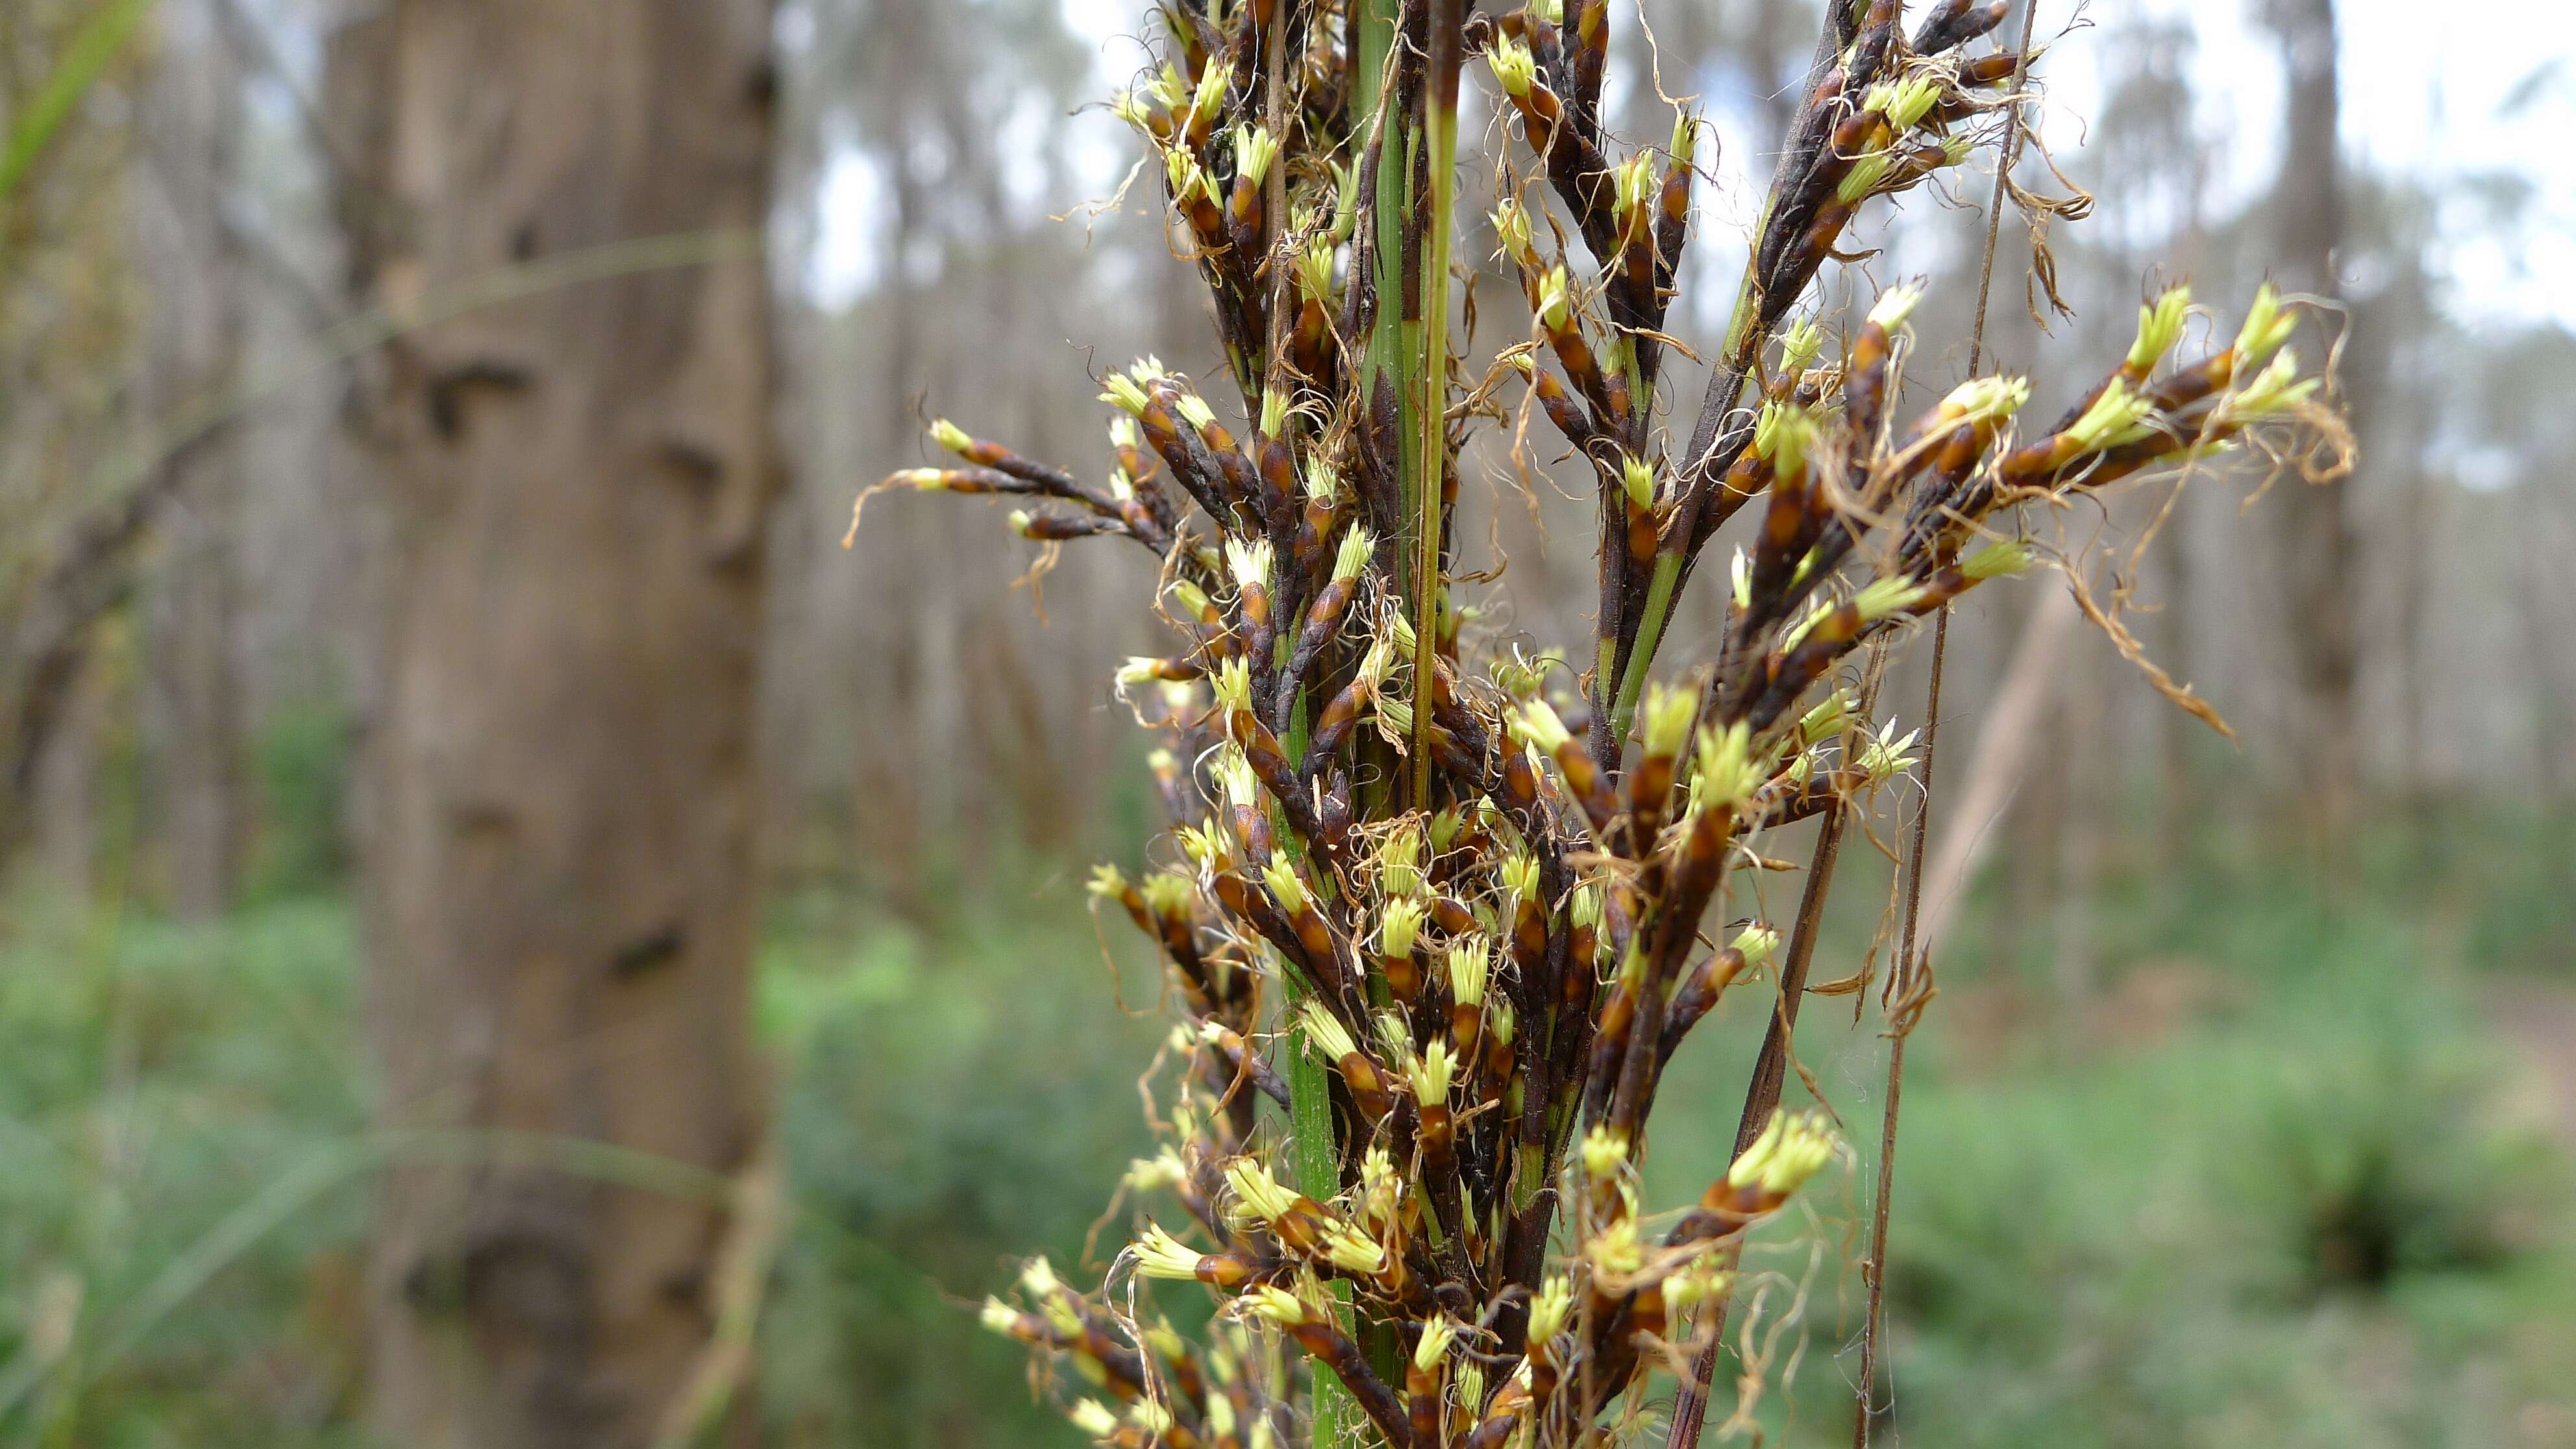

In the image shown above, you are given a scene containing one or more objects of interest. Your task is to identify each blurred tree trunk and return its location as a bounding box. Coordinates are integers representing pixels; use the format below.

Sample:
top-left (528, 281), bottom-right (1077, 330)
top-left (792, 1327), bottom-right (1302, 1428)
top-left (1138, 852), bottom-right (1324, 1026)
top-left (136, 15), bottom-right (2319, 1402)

top-left (2261, 0), bottom-right (2359, 847)
top-left (336, 4), bottom-right (780, 1446)
top-left (139, 0), bottom-right (247, 921)
top-left (30, 650), bottom-right (110, 897)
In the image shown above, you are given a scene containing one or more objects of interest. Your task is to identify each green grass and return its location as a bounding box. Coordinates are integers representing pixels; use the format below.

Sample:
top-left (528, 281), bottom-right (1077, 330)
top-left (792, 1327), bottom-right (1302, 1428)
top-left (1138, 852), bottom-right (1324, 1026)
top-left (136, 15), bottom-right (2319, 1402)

top-left (0, 805), bottom-right (2568, 1447)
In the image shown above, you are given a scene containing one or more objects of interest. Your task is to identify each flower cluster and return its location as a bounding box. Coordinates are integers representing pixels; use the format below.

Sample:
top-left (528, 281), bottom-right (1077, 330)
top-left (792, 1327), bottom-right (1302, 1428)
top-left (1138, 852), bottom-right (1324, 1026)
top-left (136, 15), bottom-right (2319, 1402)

top-left (865, 0), bottom-right (2342, 1443)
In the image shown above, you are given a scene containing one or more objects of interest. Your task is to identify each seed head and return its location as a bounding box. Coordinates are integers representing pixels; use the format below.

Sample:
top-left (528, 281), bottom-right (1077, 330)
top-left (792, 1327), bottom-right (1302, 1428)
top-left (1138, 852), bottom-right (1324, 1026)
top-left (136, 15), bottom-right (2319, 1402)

top-left (1835, 150), bottom-right (1894, 204)
top-left (1730, 923), bottom-right (1781, 966)
top-left (1126, 1150), bottom-right (1188, 1193)
top-left (2064, 378), bottom-right (2155, 452)
top-left (1641, 680), bottom-right (1696, 760)
top-left (1210, 659), bottom-right (1255, 715)
top-left (1492, 197), bottom-right (1536, 266)
top-left (980, 1296), bottom-right (1020, 1335)
top-left (1359, 1145), bottom-right (1400, 1223)
top-left (1187, 64), bottom-right (1229, 127)
top-left (1174, 391), bottom-right (1219, 431)
top-left (1959, 538), bottom-right (2034, 581)
top-left (1526, 1275), bottom-right (1575, 1343)
top-left (1491, 646), bottom-right (1553, 699)
top-left (1725, 1109), bottom-right (1838, 1197)
top-left (1777, 317), bottom-right (1827, 376)
top-left (1133, 1223), bottom-right (1206, 1280)
top-left (1332, 525), bottom-right (1375, 582)
top-left (1408, 1039), bottom-right (1458, 1104)
top-left (1215, 760), bottom-right (1264, 829)
top-left (1729, 545), bottom-right (1753, 611)
top-left (1616, 154), bottom-right (1657, 216)
top-left (1943, 374), bottom-right (2031, 429)
top-left (1499, 848), bottom-right (1541, 903)
top-left (1069, 1399), bottom-right (1121, 1439)
top-left (1304, 454), bottom-right (1343, 504)
top-left (1692, 721), bottom-right (1763, 809)
top-left (928, 418), bottom-right (973, 454)
top-left (2127, 285), bottom-right (2192, 373)
top-left (1866, 72), bottom-right (1944, 130)
top-left (1165, 146), bottom-right (1211, 204)
top-left (1380, 897), bottom-right (1426, 956)
top-left (1261, 855), bottom-right (1309, 913)
top-left (890, 467), bottom-right (949, 490)
top-left (1852, 576), bottom-right (1929, 623)
top-left (1447, 936), bottom-right (1492, 1006)
top-left (1868, 282), bottom-right (1925, 333)
top-left (1457, 1361), bottom-right (1487, 1415)
top-left (1242, 1283), bottom-right (1307, 1326)
top-left (1662, 1257), bottom-right (1733, 1315)
top-left (1379, 821), bottom-right (1426, 898)
top-left (2216, 348), bottom-right (2320, 426)
top-left (1100, 371), bottom-right (1151, 415)
top-left (1413, 1316), bottom-right (1459, 1371)
top-left (1300, 998), bottom-right (1358, 1061)
top-left (1588, 1215), bottom-right (1644, 1276)
top-left (2234, 282), bottom-right (2295, 368)
top-left (1513, 699), bottom-right (1574, 754)
top-left (1621, 454), bottom-right (1657, 510)
top-left (1329, 157), bottom-right (1361, 241)
top-left (1226, 1158), bottom-right (1303, 1222)
top-left (1753, 401), bottom-right (1816, 477)
top-left (1486, 36), bottom-right (1539, 97)
top-left (1580, 1124), bottom-right (1629, 1180)
top-left (1176, 820), bottom-right (1224, 869)
top-left (1232, 125), bottom-right (1279, 187)
top-left (1535, 266), bottom-right (1572, 330)
top-left (1298, 237), bottom-right (1337, 301)
top-left (1321, 1221), bottom-right (1387, 1274)
top-left (1226, 536), bottom-right (1275, 593)
top-left (1795, 686), bottom-right (1853, 745)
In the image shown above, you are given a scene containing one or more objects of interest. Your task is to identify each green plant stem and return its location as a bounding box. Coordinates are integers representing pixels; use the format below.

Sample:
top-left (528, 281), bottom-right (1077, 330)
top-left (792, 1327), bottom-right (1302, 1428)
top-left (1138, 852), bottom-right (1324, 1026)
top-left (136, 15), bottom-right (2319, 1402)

top-left (0, 0), bottom-right (149, 210)
top-left (1285, 1021), bottom-right (1357, 1443)
top-left (1411, 0), bottom-right (1461, 807)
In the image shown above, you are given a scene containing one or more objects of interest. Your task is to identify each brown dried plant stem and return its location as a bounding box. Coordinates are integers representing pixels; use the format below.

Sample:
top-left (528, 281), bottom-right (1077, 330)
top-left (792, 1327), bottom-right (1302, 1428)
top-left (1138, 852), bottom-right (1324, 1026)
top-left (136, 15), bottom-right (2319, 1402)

top-left (1851, 4), bottom-right (2041, 1442)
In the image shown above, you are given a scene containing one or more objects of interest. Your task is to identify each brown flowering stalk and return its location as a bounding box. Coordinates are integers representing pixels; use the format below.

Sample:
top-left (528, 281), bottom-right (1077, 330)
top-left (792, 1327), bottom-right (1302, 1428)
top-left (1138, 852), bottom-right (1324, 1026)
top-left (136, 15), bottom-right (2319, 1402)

top-left (860, 0), bottom-right (2346, 1443)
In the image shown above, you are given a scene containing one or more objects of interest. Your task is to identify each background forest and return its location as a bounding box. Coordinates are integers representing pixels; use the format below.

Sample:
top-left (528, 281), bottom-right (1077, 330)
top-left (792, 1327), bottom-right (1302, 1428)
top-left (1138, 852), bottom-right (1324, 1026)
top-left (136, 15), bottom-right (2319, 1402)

top-left (1, 0), bottom-right (2572, 1446)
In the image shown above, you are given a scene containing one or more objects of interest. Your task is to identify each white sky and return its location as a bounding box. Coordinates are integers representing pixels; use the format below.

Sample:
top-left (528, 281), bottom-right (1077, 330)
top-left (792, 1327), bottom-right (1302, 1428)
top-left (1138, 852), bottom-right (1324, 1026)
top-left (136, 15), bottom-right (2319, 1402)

top-left (805, 0), bottom-right (2576, 326)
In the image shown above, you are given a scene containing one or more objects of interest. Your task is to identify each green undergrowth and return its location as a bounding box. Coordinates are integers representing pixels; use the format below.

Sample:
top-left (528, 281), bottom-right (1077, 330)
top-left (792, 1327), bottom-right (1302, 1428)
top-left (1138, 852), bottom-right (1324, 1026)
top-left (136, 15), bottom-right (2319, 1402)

top-left (0, 802), bottom-right (2566, 1447)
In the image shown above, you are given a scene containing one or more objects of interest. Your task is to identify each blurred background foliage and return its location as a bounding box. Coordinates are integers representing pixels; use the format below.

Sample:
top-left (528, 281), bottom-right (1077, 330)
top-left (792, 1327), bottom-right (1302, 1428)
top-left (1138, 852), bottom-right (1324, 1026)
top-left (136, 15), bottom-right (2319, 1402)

top-left (1, 0), bottom-right (2573, 1443)
top-left (2, 788), bottom-right (2568, 1444)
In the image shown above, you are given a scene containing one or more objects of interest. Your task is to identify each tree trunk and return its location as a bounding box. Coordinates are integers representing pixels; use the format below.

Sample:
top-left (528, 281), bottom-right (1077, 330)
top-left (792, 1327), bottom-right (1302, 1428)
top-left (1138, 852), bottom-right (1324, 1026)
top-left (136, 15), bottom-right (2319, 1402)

top-left (2262, 0), bottom-right (2360, 848)
top-left (138, 0), bottom-right (249, 921)
top-left (345, 4), bottom-right (779, 1446)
